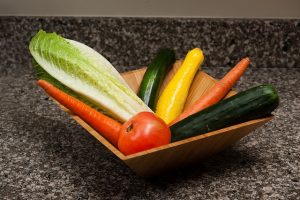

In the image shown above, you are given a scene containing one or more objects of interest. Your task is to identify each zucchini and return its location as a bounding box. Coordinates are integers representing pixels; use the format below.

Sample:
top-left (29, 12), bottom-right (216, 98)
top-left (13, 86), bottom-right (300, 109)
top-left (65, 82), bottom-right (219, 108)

top-left (138, 49), bottom-right (175, 110)
top-left (170, 85), bottom-right (279, 142)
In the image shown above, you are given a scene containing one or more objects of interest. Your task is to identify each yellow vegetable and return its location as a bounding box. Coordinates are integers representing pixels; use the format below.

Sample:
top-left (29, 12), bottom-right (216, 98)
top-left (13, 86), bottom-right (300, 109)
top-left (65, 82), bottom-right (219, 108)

top-left (156, 48), bottom-right (204, 124)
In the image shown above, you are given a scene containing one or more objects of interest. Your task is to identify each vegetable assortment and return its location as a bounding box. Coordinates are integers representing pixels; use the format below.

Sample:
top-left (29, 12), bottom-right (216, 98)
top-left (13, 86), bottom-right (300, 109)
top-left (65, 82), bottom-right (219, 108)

top-left (30, 30), bottom-right (279, 156)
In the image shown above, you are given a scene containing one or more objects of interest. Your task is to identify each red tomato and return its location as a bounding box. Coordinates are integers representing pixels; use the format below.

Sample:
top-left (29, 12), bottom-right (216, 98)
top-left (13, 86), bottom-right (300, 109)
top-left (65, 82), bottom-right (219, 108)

top-left (118, 112), bottom-right (171, 155)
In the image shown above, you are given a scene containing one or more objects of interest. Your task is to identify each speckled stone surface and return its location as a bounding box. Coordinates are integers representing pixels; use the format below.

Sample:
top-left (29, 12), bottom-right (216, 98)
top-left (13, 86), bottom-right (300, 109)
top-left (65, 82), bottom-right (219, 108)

top-left (0, 17), bottom-right (299, 199)
top-left (0, 17), bottom-right (299, 77)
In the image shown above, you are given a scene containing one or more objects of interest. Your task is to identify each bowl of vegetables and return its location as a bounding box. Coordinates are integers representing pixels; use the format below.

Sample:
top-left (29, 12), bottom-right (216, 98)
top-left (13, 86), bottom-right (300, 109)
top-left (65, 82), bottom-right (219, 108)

top-left (30, 30), bottom-right (279, 177)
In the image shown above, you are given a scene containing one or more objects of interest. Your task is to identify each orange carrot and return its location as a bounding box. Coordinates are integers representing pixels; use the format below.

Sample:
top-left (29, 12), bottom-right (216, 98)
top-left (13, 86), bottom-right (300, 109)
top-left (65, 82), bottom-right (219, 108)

top-left (37, 80), bottom-right (121, 146)
top-left (170, 57), bottom-right (250, 125)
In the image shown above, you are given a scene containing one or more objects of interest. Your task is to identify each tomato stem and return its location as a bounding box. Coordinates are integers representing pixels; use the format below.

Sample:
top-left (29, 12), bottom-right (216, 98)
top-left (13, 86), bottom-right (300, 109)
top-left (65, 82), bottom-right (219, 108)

top-left (126, 124), bottom-right (133, 132)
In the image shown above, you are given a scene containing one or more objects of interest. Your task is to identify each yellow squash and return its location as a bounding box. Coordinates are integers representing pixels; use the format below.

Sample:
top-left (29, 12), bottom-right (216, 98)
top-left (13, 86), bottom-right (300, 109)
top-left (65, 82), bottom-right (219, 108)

top-left (155, 48), bottom-right (204, 124)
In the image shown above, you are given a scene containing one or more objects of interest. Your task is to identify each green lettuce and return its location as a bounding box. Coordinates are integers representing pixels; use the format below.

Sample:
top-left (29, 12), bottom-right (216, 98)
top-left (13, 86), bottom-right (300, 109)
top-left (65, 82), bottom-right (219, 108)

top-left (33, 59), bottom-right (105, 111)
top-left (30, 30), bottom-right (151, 122)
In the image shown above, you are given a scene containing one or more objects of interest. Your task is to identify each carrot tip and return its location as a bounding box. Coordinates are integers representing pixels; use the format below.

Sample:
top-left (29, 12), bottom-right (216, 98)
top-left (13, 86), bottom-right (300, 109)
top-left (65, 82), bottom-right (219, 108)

top-left (244, 57), bottom-right (250, 62)
top-left (37, 79), bottom-right (43, 86)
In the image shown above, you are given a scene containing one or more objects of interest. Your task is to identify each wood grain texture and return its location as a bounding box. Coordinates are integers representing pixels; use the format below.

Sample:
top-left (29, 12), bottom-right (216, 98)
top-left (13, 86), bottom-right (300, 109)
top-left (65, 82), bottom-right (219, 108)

top-left (50, 61), bottom-right (273, 177)
top-left (123, 117), bottom-right (271, 176)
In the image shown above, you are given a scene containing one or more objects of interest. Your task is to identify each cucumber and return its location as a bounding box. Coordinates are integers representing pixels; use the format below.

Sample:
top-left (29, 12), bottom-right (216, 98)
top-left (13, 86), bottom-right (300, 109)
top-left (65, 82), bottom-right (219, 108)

top-left (138, 49), bottom-right (175, 110)
top-left (170, 85), bottom-right (279, 142)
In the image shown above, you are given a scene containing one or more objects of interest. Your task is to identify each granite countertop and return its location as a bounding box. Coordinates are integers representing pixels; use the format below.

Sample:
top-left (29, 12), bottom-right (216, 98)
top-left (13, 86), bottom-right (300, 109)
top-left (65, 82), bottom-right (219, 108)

top-left (0, 17), bottom-right (299, 199)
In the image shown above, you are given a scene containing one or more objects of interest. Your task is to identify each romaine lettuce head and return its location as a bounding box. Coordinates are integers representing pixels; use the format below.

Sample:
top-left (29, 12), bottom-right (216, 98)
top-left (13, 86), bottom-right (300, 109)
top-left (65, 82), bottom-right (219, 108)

top-left (30, 30), bottom-right (151, 122)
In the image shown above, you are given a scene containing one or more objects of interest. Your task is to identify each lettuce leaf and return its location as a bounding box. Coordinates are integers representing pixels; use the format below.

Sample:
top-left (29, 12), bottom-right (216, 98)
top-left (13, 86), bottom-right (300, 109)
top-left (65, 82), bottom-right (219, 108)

top-left (30, 30), bottom-right (151, 122)
top-left (33, 59), bottom-right (106, 112)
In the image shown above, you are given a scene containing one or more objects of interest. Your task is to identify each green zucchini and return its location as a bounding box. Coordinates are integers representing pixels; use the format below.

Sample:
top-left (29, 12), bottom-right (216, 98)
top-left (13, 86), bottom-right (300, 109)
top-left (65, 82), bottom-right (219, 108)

top-left (170, 84), bottom-right (279, 142)
top-left (138, 49), bottom-right (175, 110)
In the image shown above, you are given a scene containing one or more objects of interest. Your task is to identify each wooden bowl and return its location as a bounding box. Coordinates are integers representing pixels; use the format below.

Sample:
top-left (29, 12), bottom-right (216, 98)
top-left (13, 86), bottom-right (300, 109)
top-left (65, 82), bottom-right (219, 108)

top-left (54, 61), bottom-right (272, 177)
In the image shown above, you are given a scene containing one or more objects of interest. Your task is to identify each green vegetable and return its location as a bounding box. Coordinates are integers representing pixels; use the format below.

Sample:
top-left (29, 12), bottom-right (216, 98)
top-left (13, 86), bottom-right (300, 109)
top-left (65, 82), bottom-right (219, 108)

top-left (33, 59), bottom-right (108, 113)
top-left (29, 30), bottom-right (151, 122)
top-left (170, 85), bottom-right (279, 142)
top-left (138, 49), bottom-right (175, 110)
